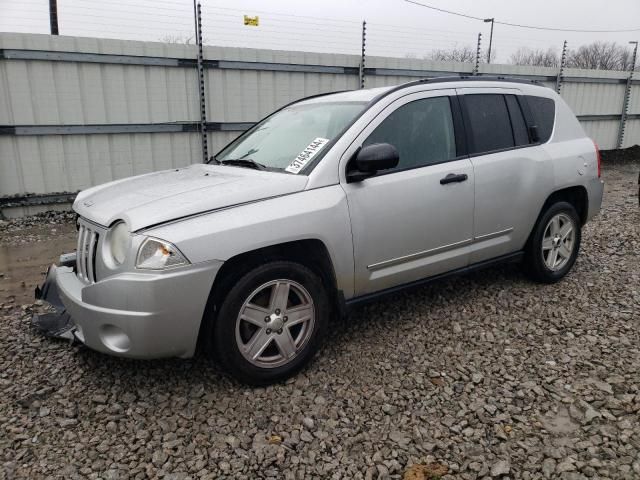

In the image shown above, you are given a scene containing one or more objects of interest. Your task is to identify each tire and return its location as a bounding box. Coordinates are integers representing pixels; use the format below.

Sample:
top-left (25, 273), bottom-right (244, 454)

top-left (524, 201), bottom-right (582, 283)
top-left (208, 261), bottom-right (329, 385)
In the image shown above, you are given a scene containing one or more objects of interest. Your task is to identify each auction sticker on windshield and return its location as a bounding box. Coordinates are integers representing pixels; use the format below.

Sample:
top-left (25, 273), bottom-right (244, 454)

top-left (285, 137), bottom-right (329, 174)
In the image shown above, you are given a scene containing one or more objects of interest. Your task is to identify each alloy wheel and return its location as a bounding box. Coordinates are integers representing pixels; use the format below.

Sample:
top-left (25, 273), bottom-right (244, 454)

top-left (542, 212), bottom-right (576, 271)
top-left (235, 279), bottom-right (315, 368)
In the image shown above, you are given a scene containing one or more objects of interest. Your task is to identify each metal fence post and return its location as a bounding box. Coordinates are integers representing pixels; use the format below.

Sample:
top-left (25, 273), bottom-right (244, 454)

top-left (193, 0), bottom-right (209, 162)
top-left (617, 41), bottom-right (638, 149)
top-left (359, 21), bottom-right (367, 89)
top-left (556, 40), bottom-right (567, 95)
top-left (49, 0), bottom-right (59, 35)
top-left (473, 33), bottom-right (482, 75)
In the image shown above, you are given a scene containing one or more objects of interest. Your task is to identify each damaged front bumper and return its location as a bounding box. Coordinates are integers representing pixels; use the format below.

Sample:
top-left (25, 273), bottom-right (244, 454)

top-left (33, 254), bottom-right (79, 341)
top-left (35, 254), bottom-right (223, 359)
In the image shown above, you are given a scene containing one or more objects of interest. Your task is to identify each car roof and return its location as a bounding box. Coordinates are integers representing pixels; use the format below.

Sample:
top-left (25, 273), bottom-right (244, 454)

top-left (296, 76), bottom-right (553, 106)
top-left (296, 86), bottom-right (394, 104)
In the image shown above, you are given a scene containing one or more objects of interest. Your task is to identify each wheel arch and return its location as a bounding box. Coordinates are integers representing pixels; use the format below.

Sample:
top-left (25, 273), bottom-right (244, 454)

top-left (197, 239), bottom-right (342, 351)
top-left (542, 185), bottom-right (589, 226)
top-left (525, 185), bottom-right (588, 249)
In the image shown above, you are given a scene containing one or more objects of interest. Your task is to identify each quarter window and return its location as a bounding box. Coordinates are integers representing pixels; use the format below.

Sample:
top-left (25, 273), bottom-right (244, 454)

top-left (464, 94), bottom-right (514, 154)
top-left (526, 95), bottom-right (555, 143)
top-left (363, 96), bottom-right (457, 172)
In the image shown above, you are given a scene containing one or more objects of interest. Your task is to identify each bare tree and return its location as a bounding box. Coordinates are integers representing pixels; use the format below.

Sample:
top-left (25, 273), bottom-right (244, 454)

top-left (567, 41), bottom-right (629, 70)
top-left (619, 48), bottom-right (639, 72)
top-left (425, 46), bottom-right (477, 63)
top-left (509, 42), bottom-right (638, 71)
top-left (509, 47), bottom-right (559, 68)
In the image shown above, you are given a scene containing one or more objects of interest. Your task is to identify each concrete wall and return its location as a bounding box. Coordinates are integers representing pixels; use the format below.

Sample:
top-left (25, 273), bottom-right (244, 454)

top-left (1, 32), bottom-right (638, 207)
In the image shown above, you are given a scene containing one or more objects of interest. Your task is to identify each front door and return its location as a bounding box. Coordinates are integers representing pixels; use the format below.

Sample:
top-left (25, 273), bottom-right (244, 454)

top-left (342, 91), bottom-right (475, 296)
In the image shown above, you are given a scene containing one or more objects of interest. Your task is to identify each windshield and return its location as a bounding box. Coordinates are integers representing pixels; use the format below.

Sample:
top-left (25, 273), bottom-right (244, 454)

top-left (214, 101), bottom-right (367, 174)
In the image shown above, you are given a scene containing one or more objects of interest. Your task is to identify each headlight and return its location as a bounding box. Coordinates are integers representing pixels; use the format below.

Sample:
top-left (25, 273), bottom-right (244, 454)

top-left (136, 237), bottom-right (189, 270)
top-left (108, 221), bottom-right (130, 265)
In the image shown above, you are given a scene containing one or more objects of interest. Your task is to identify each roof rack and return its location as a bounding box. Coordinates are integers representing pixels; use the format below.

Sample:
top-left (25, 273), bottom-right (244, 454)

top-left (422, 75), bottom-right (541, 85)
top-left (369, 75), bottom-right (544, 105)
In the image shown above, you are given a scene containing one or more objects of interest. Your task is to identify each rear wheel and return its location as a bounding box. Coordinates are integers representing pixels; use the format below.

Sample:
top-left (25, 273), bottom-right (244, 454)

top-left (209, 261), bottom-right (328, 385)
top-left (524, 201), bottom-right (581, 283)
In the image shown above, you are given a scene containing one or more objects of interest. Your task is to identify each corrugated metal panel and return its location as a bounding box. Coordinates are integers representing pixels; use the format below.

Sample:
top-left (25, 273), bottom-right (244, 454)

top-left (0, 33), bottom-right (199, 126)
top-left (0, 61), bottom-right (199, 125)
top-left (627, 81), bottom-right (640, 116)
top-left (205, 68), bottom-right (359, 122)
top-left (0, 133), bottom-right (201, 196)
top-left (208, 131), bottom-right (242, 156)
top-left (622, 119), bottom-right (640, 149)
top-left (365, 55), bottom-right (462, 88)
top-left (203, 46), bottom-right (360, 122)
top-left (580, 120), bottom-right (620, 150)
top-left (0, 33), bottom-right (204, 198)
top-left (1, 32), bottom-right (639, 202)
top-left (561, 82), bottom-right (626, 115)
top-left (367, 55), bottom-right (473, 76)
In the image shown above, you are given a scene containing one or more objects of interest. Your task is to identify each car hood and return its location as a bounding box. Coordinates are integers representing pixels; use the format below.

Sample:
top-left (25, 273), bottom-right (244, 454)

top-left (73, 164), bottom-right (309, 231)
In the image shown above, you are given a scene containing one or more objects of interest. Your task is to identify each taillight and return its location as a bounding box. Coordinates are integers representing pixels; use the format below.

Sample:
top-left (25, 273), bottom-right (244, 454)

top-left (593, 140), bottom-right (602, 178)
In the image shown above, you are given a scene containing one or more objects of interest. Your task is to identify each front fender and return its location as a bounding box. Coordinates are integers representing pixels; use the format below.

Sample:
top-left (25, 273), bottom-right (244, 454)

top-left (146, 186), bottom-right (355, 298)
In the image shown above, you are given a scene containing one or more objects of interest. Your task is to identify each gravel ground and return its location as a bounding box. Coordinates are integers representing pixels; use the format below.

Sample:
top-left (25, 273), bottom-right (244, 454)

top-left (1, 161), bottom-right (639, 480)
top-left (0, 211), bottom-right (76, 247)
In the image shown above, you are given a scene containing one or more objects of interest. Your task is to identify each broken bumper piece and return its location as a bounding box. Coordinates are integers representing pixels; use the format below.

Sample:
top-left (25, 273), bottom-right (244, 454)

top-left (33, 254), bottom-right (78, 341)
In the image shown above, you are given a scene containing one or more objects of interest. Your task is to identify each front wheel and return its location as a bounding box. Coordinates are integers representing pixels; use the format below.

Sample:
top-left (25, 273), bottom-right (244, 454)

top-left (209, 261), bottom-right (329, 385)
top-left (524, 201), bottom-right (582, 283)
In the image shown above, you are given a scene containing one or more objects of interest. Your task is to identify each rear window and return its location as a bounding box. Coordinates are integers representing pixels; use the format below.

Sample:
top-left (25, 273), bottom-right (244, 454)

top-left (526, 95), bottom-right (555, 143)
top-left (464, 94), bottom-right (514, 154)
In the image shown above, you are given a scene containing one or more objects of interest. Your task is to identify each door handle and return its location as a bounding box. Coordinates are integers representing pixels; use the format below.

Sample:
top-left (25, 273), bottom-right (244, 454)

top-left (440, 173), bottom-right (468, 185)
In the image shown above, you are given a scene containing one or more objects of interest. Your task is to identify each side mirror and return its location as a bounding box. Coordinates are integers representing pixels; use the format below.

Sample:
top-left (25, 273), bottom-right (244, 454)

top-left (347, 143), bottom-right (399, 183)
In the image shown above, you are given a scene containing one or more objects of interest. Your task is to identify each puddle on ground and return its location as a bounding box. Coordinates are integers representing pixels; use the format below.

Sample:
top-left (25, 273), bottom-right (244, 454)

top-left (0, 225), bottom-right (77, 305)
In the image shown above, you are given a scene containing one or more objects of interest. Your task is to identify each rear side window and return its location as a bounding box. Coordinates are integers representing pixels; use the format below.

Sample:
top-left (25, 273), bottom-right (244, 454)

top-left (526, 95), bottom-right (555, 143)
top-left (363, 96), bottom-right (457, 171)
top-left (464, 94), bottom-right (514, 154)
top-left (505, 95), bottom-right (530, 146)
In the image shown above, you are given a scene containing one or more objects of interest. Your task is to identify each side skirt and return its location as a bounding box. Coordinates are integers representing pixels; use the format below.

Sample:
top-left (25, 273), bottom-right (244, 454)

top-left (343, 251), bottom-right (524, 311)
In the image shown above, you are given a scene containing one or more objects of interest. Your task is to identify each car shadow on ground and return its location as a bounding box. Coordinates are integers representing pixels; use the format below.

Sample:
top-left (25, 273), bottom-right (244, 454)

top-left (331, 262), bottom-right (526, 332)
top-left (67, 261), bottom-right (530, 392)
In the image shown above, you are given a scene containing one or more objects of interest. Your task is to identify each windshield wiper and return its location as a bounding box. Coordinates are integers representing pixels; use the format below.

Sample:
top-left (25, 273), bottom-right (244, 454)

top-left (219, 158), bottom-right (267, 171)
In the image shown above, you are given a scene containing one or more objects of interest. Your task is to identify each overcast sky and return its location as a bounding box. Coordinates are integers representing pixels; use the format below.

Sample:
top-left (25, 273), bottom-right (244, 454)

top-left (2, 0), bottom-right (640, 62)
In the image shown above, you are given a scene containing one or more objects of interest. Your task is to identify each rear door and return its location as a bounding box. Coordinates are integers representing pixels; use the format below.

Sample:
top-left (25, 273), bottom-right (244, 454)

top-left (457, 88), bottom-right (553, 264)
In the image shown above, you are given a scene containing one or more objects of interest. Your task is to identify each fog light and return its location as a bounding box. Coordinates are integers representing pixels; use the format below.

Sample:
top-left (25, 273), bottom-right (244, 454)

top-left (99, 325), bottom-right (131, 353)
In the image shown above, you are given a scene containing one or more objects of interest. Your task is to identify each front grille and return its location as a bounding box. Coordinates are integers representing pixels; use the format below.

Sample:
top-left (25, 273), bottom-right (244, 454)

top-left (76, 222), bottom-right (100, 283)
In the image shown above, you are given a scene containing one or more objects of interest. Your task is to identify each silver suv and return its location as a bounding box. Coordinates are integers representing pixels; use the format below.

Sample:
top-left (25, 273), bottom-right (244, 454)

top-left (41, 77), bottom-right (604, 384)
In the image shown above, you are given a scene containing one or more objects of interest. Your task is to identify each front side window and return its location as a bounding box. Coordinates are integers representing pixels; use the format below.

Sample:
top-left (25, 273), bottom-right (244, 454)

top-left (465, 94), bottom-right (515, 154)
top-left (215, 101), bottom-right (366, 174)
top-left (363, 96), bottom-right (457, 172)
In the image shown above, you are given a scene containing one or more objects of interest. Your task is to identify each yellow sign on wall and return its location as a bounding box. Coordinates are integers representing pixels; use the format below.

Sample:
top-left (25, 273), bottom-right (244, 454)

top-left (244, 15), bottom-right (259, 26)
